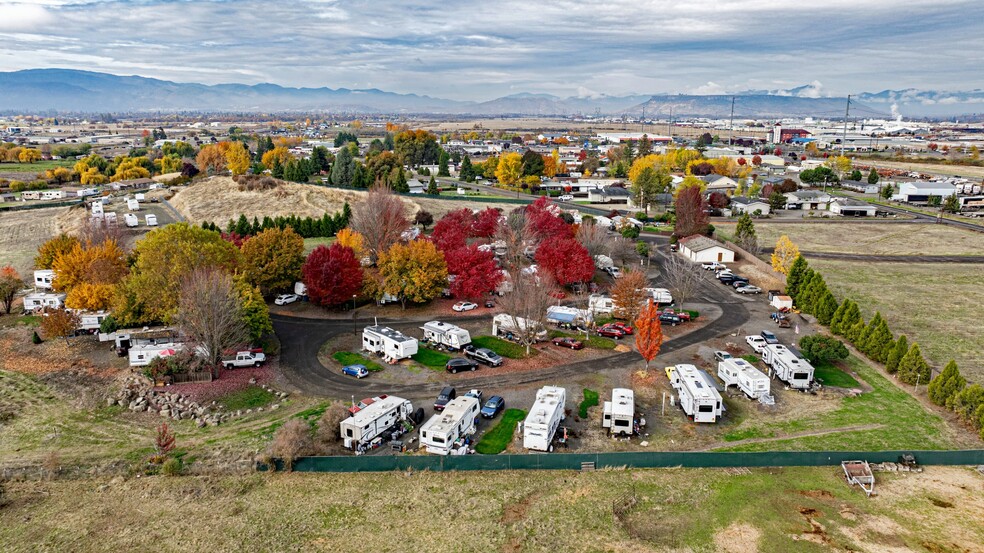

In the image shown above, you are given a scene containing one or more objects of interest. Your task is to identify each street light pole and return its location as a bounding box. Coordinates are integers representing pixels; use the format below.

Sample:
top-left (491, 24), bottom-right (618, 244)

top-left (352, 295), bottom-right (357, 335)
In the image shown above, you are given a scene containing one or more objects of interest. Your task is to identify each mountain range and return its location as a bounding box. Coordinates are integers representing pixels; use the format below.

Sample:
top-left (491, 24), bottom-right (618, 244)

top-left (1, 69), bottom-right (982, 118)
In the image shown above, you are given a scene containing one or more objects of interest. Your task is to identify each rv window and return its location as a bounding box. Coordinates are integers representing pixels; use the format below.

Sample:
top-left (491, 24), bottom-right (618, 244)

top-left (603, 414), bottom-right (611, 421)
top-left (614, 420), bottom-right (630, 427)
top-left (433, 436), bottom-right (445, 443)
top-left (698, 405), bottom-right (713, 412)
top-left (346, 429), bottom-right (353, 437)
top-left (794, 372), bottom-right (809, 380)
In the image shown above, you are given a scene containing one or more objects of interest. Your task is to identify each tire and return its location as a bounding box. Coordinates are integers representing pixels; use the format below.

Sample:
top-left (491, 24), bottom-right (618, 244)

top-left (254, 362), bottom-right (261, 367)
top-left (548, 445), bottom-right (554, 453)
top-left (451, 368), bottom-right (458, 374)
top-left (470, 366), bottom-right (476, 371)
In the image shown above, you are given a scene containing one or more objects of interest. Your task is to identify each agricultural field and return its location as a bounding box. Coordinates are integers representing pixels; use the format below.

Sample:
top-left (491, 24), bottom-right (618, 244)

top-left (715, 221), bottom-right (984, 256)
top-left (0, 205), bottom-right (79, 276)
top-left (1, 466), bottom-right (981, 552)
top-left (811, 261), bottom-right (984, 383)
top-left (0, 159), bottom-right (74, 177)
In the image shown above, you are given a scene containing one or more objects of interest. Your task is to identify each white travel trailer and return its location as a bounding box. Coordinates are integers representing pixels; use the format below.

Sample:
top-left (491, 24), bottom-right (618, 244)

top-left (492, 314), bottom-right (547, 341)
top-left (420, 321), bottom-right (471, 351)
top-left (91, 201), bottom-right (104, 216)
top-left (362, 325), bottom-right (419, 362)
top-left (523, 386), bottom-right (567, 452)
top-left (23, 292), bottom-right (65, 312)
top-left (588, 294), bottom-right (615, 315)
top-left (594, 254), bottom-right (614, 271)
top-left (418, 395), bottom-right (480, 455)
top-left (762, 344), bottom-right (815, 390)
top-left (127, 198), bottom-right (140, 211)
top-left (670, 364), bottom-right (723, 423)
top-left (602, 388), bottom-right (636, 436)
top-left (33, 269), bottom-right (55, 290)
top-left (340, 395), bottom-right (415, 450)
top-left (128, 342), bottom-right (184, 367)
top-left (124, 213), bottom-right (139, 227)
top-left (76, 311), bottom-right (109, 333)
top-left (643, 287), bottom-right (673, 305)
top-left (717, 358), bottom-right (770, 399)
top-left (293, 281), bottom-right (308, 297)
top-left (145, 214), bottom-right (158, 226)
top-left (546, 305), bottom-right (593, 327)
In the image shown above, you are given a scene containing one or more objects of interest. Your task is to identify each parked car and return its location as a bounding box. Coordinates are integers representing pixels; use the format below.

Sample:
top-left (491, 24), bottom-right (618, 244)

top-left (463, 345), bottom-right (503, 367)
top-left (481, 395), bottom-right (505, 418)
top-left (551, 337), bottom-right (584, 350)
top-left (558, 194), bottom-right (574, 201)
top-left (445, 357), bottom-right (478, 374)
top-left (452, 301), bottom-right (478, 312)
top-left (669, 243), bottom-right (678, 252)
top-left (660, 309), bottom-right (690, 322)
top-left (274, 293), bottom-right (299, 305)
top-left (464, 389), bottom-right (484, 403)
top-left (735, 285), bottom-right (762, 294)
top-left (745, 335), bottom-right (767, 353)
top-left (760, 330), bottom-right (780, 344)
top-left (549, 290), bottom-right (567, 299)
top-left (608, 322), bottom-right (634, 335)
top-left (597, 326), bottom-right (625, 339)
top-left (484, 298), bottom-right (495, 308)
top-left (341, 364), bottom-right (369, 379)
top-left (605, 266), bottom-right (623, 279)
top-left (714, 350), bottom-right (732, 362)
top-left (434, 386), bottom-right (456, 411)
top-left (702, 261), bottom-right (727, 271)
top-left (731, 278), bottom-right (752, 288)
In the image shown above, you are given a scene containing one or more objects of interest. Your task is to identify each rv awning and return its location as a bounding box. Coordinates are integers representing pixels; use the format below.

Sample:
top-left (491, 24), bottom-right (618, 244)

top-left (547, 312), bottom-right (577, 323)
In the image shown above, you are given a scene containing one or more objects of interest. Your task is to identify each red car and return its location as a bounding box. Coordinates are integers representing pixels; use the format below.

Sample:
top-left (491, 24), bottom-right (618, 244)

top-left (597, 326), bottom-right (625, 339)
top-left (549, 290), bottom-right (567, 300)
top-left (608, 322), bottom-right (634, 335)
top-left (551, 337), bottom-right (584, 350)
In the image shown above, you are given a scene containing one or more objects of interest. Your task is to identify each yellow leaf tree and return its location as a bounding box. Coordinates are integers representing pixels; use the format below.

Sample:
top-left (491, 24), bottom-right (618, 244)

top-left (225, 142), bottom-right (251, 176)
top-left (335, 228), bottom-right (366, 261)
top-left (261, 146), bottom-right (294, 169)
top-left (51, 239), bottom-right (128, 310)
top-left (611, 269), bottom-right (649, 322)
top-left (196, 144), bottom-right (227, 175)
top-left (238, 227), bottom-right (305, 295)
top-left (495, 152), bottom-right (523, 187)
top-left (66, 282), bottom-right (117, 311)
top-left (771, 235), bottom-right (800, 275)
top-left (378, 240), bottom-right (448, 309)
top-left (35, 234), bottom-right (80, 269)
top-left (18, 148), bottom-right (41, 163)
top-left (673, 174), bottom-right (706, 198)
top-left (110, 157), bottom-right (151, 182)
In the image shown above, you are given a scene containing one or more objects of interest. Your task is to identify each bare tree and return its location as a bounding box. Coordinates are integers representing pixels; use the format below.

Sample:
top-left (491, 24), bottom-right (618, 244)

top-left (314, 403), bottom-right (351, 452)
top-left (575, 221), bottom-right (609, 258)
top-left (350, 186), bottom-right (409, 264)
top-left (498, 270), bottom-right (555, 355)
top-left (662, 253), bottom-right (707, 311)
top-left (78, 217), bottom-right (128, 250)
top-left (266, 419), bottom-right (313, 471)
top-left (610, 269), bottom-right (649, 321)
top-left (609, 236), bottom-right (638, 268)
top-left (176, 268), bottom-right (247, 377)
top-left (494, 210), bottom-right (536, 271)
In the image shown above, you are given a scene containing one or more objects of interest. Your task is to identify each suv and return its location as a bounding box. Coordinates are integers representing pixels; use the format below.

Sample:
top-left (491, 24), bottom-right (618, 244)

top-left (760, 330), bottom-right (780, 344)
top-left (434, 386), bottom-right (457, 411)
top-left (463, 345), bottom-right (503, 367)
top-left (445, 357), bottom-right (478, 374)
top-left (659, 313), bottom-right (682, 326)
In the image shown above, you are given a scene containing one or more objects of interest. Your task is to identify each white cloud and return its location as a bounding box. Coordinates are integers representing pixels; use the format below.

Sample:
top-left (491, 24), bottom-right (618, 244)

top-left (0, 3), bottom-right (54, 31)
top-left (693, 82), bottom-right (728, 95)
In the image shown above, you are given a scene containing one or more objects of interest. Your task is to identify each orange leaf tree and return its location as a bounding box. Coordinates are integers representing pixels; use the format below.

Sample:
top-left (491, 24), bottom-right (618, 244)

top-left (634, 299), bottom-right (664, 369)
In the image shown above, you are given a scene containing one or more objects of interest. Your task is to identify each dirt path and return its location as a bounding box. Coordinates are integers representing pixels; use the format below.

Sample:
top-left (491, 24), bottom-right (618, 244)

top-left (696, 424), bottom-right (886, 451)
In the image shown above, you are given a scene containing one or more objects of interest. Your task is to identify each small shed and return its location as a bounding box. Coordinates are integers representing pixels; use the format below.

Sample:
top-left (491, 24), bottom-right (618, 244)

top-left (678, 235), bottom-right (735, 264)
top-left (771, 295), bottom-right (793, 310)
top-left (830, 198), bottom-right (877, 217)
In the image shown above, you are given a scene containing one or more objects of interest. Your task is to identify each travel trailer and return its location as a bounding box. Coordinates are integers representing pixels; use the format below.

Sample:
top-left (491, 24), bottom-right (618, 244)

top-left (602, 388), bottom-right (638, 436)
top-left (420, 321), bottom-right (472, 351)
top-left (340, 395), bottom-right (416, 451)
top-left (717, 358), bottom-right (770, 399)
top-left (762, 344), bottom-right (815, 390)
top-left (418, 395), bottom-right (481, 455)
top-left (523, 386), bottom-right (567, 451)
top-left (128, 342), bottom-right (184, 367)
top-left (362, 325), bottom-right (419, 362)
top-left (670, 364), bottom-right (723, 423)
top-left (492, 314), bottom-right (547, 341)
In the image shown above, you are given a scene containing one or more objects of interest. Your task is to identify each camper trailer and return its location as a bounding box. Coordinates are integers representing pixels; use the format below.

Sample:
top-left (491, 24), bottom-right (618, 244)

top-left (33, 269), bottom-right (55, 290)
top-left (127, 198), bottom-right (140, 211)
top-left (762, 344), bottom-right (814, 390)
top-left (340, 395), bottom-right (415, 450)
top-left (643, 287), bottom-right (673, 305)
top-left (91, 201), bottom-right (104, 216)
top-left (124, 213), bottom-right (139, 227)
top-left (602, 388), bottom-right (637, 436)
top-left (588, 294), bottom-right (615, 315)
top-left (418, 395), bottom-right (480, 455)
top-left (128, 342), bottom-right (184, 367)
top-left (546, 305), bottom-right (593, 328)
top-left (76, 311), bottom-right (109, 334)
top-left (23, 292), bottom-right (65, 312)
top-left (420, 321), bottom-right (471, 351)
top-left (594, 254), bottom-right (614, 271)
top-left (492, 314), bottom-right (547, 342)
top-left (523, 386), bottom-right (567, 452)
top-left (293, 281), bottom-right (308, 298)
top-left (145, 214), bottom-right (158, 226)
top-left (362, 325), bottom-right (419, 362)
top-left (670, 364), bottom-right (723, 423)
top-left (717, 358), bottom-right (770, 399)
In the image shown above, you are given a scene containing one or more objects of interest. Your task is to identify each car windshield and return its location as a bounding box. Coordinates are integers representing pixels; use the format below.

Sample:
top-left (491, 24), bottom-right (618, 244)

top-left (484, 400), bottom-right (498, 408)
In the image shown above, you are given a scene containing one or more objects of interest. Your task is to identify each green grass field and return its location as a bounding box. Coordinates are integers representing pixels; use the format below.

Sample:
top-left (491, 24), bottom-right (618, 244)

top-left (302, 236), bottom-right (335, 255)
top-left (0, 159), bottom-right (74, 173)
top-left (470, 336), bottom-right (534, 359)
top-left (578, 388), bottom-right (599, 418)
top-left (411, 347), bottom-right (451, 370)
top-left (474, 408), bottom-right (525, 454)
top-left (331, 351), bottom-right (384, 372)
top-left (813, 361), bottom-right (861, 389)
top-left (219, 386), bottom-right (277, 411)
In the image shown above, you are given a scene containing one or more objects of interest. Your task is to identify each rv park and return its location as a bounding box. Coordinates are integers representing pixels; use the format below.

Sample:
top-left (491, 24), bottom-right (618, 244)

top-left (2, 115), bottom-right (984, 552)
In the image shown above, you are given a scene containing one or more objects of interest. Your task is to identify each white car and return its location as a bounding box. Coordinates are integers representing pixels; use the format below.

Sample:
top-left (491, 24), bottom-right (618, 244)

top-left (735, 285), bottom-right (762, 294)
top-left (606, 266), bottom-right (622, 279)
top-left (274, 293), bottom-right (299, 305)
top-left (558, 194), bottom-right (574, 201)
top-left (452, 301), bottom-right (478, 312)
top-left (745, 335), bottom-right (768, 354)
top-left (702, 262), bottom-right (727, 271)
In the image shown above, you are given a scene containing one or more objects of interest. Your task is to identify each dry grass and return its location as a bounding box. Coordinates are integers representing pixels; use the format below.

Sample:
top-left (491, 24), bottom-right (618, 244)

top-left (716, 221), bottom-right (984, 256)
top-left (0, 206), bottom-right (82, 276)
top-left (863, 159), bottom-right (984, 179)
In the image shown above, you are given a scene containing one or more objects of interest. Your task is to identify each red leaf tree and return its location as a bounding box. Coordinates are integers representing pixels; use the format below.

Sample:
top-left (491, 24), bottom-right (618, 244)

top-left (525, 196), bottom-right (571, 242)
top-left (752, 154), bottom-right (762, 166)
top-left (708, 191), bottom-right (729, 209)
top-left (302, 243), bottom-right (364, 306)
top-left (674, 186), bottom-right (710, 237)
top-left (431, 209), bottom-right (474, 252)
top-left (634, 299), bottom-right (664, 369)
top-left (446, 244), bottom-right (503, 299)
top-left (535, 237), bottom-right (594, 286)
top-left (471, 208), bottom-right (502, 239)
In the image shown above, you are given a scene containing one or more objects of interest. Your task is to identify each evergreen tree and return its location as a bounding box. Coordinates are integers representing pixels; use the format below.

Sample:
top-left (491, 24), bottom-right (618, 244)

top-left (867, 167), bottom-right (879, 185)
top-left (835, 300), bottom-right (862, 338)
top-left (897, 343), bottom-right (931, 385)
top-left (885, 334), bottom-right (907, 374)
top-left (352, 162), bottom-right (366, 188)
top-left (942, 193), bottom-right (960, 213)
top-left (437, 150), bottom-right (451, 177)
top-left (928, 360), bottom-right (966, 407)
top-left (815, 291), bottom-right (839, 326)
top-left (798, 272), bottom-right (825, 314)
top-left (235, 214), bottom-right (251, 236)
top-left (427, 175), bottom-right (439, 195)
top-left (460, 155), bottom-right (474, 182)
top-left (330, 146), bottom-right (355, 187)
top-left (250, 216), bottom-right (261, 235)
top-left (829, 299), bottom-right (850, 334)
top-left (784, 255), bottom-right (809, 300)
top-left (394, 169), bottom-right (409, 193)
top-left (845, 319), bottom-right (867, 345)
top-left (226, 219), bottom-right (236, 234)
top-left (271, 158), bottom-right (284, 179)
top-left (341, 202), bottom-right (352, 227)
top-left (262, 216), bottom-right (274, 230)
top-left (864, 317), bottom-right (894, 363)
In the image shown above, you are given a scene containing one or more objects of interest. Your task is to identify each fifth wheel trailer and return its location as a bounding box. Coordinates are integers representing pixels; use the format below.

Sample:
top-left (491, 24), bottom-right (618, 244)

top-left (362, 325), bottom-right (419, 362)
top-left (420, 321), bottom-right (472, 351)
top-left (340, 395), bottom-right (415, 450)
top-left (523, 386), bottom-right (566, 451)
top-left (762, 344), bottom-right (815, 390)
top-left (717, 358), bottom-right (770, 399)
top-left (670, 364), bottom-right (723, 423)
top-left (492, 314), bottom-right (547, 342)
top-left (602, 388), bottom-right (638, 436)
top-left (418, 395), bottom-right (480, 455)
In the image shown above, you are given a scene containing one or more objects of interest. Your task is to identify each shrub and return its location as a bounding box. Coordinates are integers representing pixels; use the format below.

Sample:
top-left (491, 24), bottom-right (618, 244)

top-left (798, 335), bottom-right (849, 364)
top-left (315, 403), bottom-right (351, 448)
top-left (31, 331), bottom-right (42, 344)
top-left (267, 419), bottom-right (313, 471)
top-left (161, 457), bottom-right (183, 477)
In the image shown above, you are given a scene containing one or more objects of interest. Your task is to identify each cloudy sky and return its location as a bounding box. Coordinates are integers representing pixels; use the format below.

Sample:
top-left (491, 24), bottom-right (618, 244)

top-left (0, 0), bottom-right (982, 100)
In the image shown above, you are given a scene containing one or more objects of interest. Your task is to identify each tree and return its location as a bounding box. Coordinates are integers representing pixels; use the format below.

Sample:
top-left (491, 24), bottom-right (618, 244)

top-left (51, 239), bottom-right (127, 292)
top-left (445, 244), bottom-right (503, 300)
top-left (662, 252), bottom-right (706, 311)
top-left (611, 270), bottom-right (649, 321)
top-left (176, 268), bottom-right (248, 376)
top-left (798, 335), bottom-right (850, 365)
top-left (885, 334), bottom-right (907, 374)
top-left (239, 227), bottom-right (305, 296)
top-left (266, 419), bottom-right (313, 471)
top-left (634, 299), bottom-right (664, 369)
top-left (35, 234), bottom-right (80, 269)
top-left (495, 152), bottom-right (523, 186)
top-left (315, 403), bottom-right (352, 448)
top-left (631, 166), bottom-right (670, 214)
top-left (575, 222), bottom-right (609, 258)
top-left (784, 256), bottom-right (809, 300)
top-left (498, 271), bottom-right (555, 355)
top-left (225, 142), bottom-right (251, 176)
top-left (942, 193), bottom-right (960, 213)
top-left (928, 360), bottom-right (966, 408)
top-left (879, 184), bottom-right (893, 200)
top-left (768, 190), bottom-right (786, 212)
top-left (40, 308), bottom-right (79, 346)
top-left (771, 235), bottom-right (800, 275)
top-left (154, 422), bottom-right (176, 459)
top-left (860, 314), bottom-right (893, 363)
top-left (814, 291), bottom-right (839, 326)
top-left (437, 150), bottom-right (451, 177)
top-left (431, 209), bottom-right (474, 253)
top-left (520, 149), bottom-right (545, 176)
top-left (0, 266), bottom-right (24, 315)
top-left (674, 186), bottom-right (710, 237)
top-left (472, 208), bottom-right (501, 238)
top-left (850, 169), bottom-right (863, 182)
top-left (196, 144), bottom-right (227, 175)
top-left (302, 243), bottom-right (364, 307)
top-left (459, 155), bottom-right (474, 182)
top-left (329, 146), bottom-right (356, 187)
top-left (378, 240), bottom-right (448, 308)
top-left (733, 213), bottom-right (758, 252)
top-left (427, 175), bottom-right (439, 195)
top-left (951, 384), bottom-right (984, 425)
top-left (18, 148), bottom-right (41, 163)
top-left (535, 238), bottom-right (594, 287)
top-left (896, 342), bottom-right (931, 385)
top-left (350, 187), bottom-right (408, 264)
top-left (867, 168), bottom-right (880, 185)
top-left (413, 210), bottom-right (434, 230)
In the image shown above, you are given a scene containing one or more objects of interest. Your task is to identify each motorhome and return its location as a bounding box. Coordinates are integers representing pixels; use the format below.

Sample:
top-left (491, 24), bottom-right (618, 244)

top-left (602, 388), bottom-right (636, 436)
top-left (717, 358), bottom-right (770, 399)
top-left (23, 292), bottom-right (65, 312)
top-left (33, 269), bottom-right (55, 290)
top-left (128, 342), bottom-right (184, 367)
top-left (588, 294), bottom-right (615, 316)
top-left (362, 325), bottom-right (419, 362)
top-left (340, 395), bottom-right (415, 450)
top-left (523, 386), bottom-right (566, 451)
top-left (420, 321), bottom-right (471, 351)
top-left (762, 344), bottom-right (814, 390)
top-left (670, 364), bottom-right (723, 423)
top-left (492, 314), bottom-right (547, 342)
top-left (643, 287), bottom-right (673, 305)
top-left (418, 395), bottom-right (480, 455)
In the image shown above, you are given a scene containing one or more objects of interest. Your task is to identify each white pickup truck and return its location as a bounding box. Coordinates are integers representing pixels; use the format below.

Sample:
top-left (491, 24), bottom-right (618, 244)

top-left (222, 351), bottom-right (266, 368)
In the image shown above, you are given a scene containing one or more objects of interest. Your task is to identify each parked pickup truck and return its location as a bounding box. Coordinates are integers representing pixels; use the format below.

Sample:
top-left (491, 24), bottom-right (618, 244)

top-left (222, 351), bottom-right (267, 368)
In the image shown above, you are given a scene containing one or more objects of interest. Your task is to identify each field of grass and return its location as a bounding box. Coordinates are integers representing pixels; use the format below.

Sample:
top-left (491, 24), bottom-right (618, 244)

top-left (411, 347), bottom-right (451, 370)
top-left (812, 260), bottom-right (984, 383)
top-left (331, 351), bottom-right (384, 372)
top-left (0, 159), bottom-right (74, 173)
top-left (474, 408), bottom-right (525, 455)
top-left (1, 466), bottom-right (981, 552)
top-left (578, 388), bottom-right (599, 418)
top-left (302, 236), bottom-right (335, 255)
top-left (813, 361), bottom-right (861, 389)
top-left (0, 205), bottom-right (73, 275)
top-left (219, 386), bottom-right (277, 411)
top-left (471, 336), bottom-right (534, 359)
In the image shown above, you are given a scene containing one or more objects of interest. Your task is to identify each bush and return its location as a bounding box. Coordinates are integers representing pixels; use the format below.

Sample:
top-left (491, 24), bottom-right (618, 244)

top-left (620, 225), bottom-right (640, 239)
top-left (31, 331), bottom-right (42, 344)
top-left (798, 335), bottom-right (849, 364)
top-left (578, 388), bottom-right (599, 418)
top-left (160, 457), bottom-right (183, 476)
top-left (315, 403), bottom-right (351, 448)
top-left (267, 419), bottom-right (313, 471)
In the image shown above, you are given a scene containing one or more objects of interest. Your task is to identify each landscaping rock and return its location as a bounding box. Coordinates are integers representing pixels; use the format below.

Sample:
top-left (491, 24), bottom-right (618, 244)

top-left (196, 418), bottom-right (206, 428)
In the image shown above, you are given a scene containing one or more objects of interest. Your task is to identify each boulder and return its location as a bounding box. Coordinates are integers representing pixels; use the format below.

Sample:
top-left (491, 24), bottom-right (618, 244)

top-left (196, 418), bottom-right (206, 428)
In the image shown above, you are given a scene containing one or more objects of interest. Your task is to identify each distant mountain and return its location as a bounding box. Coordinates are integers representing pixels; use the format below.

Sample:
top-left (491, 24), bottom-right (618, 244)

top-left (0, 69), bottom-right (982, 118)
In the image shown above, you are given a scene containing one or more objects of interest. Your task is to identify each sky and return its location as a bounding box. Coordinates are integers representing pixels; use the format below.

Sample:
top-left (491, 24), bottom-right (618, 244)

top-left (0, 0), bottom-right (982, 101)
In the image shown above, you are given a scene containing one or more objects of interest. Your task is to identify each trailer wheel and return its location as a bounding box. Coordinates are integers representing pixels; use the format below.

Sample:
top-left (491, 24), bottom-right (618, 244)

top-left (548, 445), bottom-right (554, 452)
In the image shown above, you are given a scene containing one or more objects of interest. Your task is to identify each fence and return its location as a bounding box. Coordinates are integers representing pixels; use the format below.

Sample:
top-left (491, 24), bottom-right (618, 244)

top-left (0, 199), bottom-right (83, 212)
top-left (261, 449), bottom-right (984, 473)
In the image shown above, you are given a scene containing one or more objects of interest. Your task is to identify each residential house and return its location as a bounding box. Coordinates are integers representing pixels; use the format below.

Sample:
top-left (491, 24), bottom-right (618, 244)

top-left (784, 190), bottom-right (832, 210)
top-left (678, 235), bottom-right (736, 264)
top-left (700, 174), bottom-right (739, 194)
top-left (829, 198), bottom-right (877, 217)
top-left (730, 196), bottom-right (771, 215)
top-left (588, 186), bottom-right (635, 207)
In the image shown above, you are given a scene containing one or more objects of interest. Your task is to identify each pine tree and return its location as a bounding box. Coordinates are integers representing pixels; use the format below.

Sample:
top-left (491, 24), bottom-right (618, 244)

top-left (438, 150), bottom-right (450, 177)
top-left (867, 167), bottom-right (879, 185)
top-left (235, 214), bottom-right (251, 236)
top-left (845, 319), bottom-right (867, 346)
top-left (785, 255), bottom-right (809, 300)
top-left (341, 202), bottom-right (352, 228)
top-left (460, 155), bottom-right (474, 182)
top-left (797, 272), bottom-right (825, 314)
top-left (928, 360), bottom-right (966, 407)
top-left (865, 318), bottom-right (894, 363)
top-left (251, 216), bottom-right (262, 235)
top-left (885, 334), bottom-right (907, 374)
top-left (427, 175), bottom-right (439, 195)
top-left (815, 291), bottom-right (839, 326)
top-left (897, 343), bottom-right (931, 385)
top-left (394, 169), bottom-right (409, 193)
top-left (836, 301), bottom-right (862, 338)
top-left (857, 312), bottom-right (884, 356)
top-left (829, 299), bottom-right (850, 335)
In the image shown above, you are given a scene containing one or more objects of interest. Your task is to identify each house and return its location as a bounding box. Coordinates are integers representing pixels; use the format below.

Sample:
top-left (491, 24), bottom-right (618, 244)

top-left (829, 198), bottom-right (877, 217)
top-left (784, 190), bottom-right (832, 210)
top-left (894, 181), bottom-right (957, 203)
top-left (0, 192), bottom-right (16, 203)
top-left (678, 235), bottom-right (735, 263)
top-left (111, 178), bottom-right (156, 190)
top-left (587, 185), bottom-right (634, 207)
top-left (840, 180), bottom-right (879, 194)
top-left (700, 174), bottom-right (738, 193)
top-left (772, 124), bottom-right (811, 143)
top-left (729, 196), bottom-right (771, 215)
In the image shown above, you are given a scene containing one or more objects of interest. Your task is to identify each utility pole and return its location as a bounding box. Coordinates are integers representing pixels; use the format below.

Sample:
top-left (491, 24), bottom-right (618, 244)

top-left (667, 107), bottom-right (673, 142)
top-left (728, 96), bottom-right (735, 146)
top-left (641, 106), bottom-right (646, 133)
top-left (841, 94), bottom-right (851, 157)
